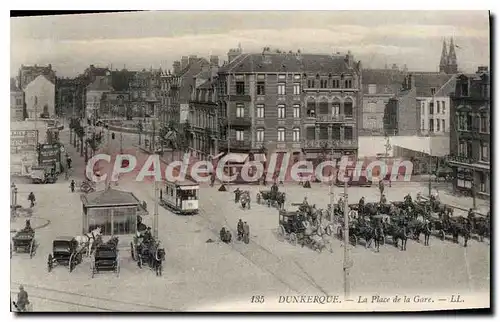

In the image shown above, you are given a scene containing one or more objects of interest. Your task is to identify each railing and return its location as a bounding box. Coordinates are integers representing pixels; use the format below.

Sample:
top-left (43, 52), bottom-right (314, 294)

top-left (302, 139), bottom-right (358, 149)
top-left (221, 138), bottom-right (252, 149)
top-left (446, 154), bottom-right (475, 164)
top-left (230, 117), bottom-right (252, 127)
top-left (229, 94), bottom-right (252, 102)
top-left (316, 114), bottom-right (345, 122)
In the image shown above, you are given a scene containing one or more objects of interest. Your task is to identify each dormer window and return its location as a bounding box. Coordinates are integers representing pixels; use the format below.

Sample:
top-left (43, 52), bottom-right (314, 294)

top-left (461, 82), bottom-right (469, 96)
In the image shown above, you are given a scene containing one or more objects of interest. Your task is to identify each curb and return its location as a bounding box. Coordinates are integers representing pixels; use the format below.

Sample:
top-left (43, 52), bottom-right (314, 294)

top-left (10, 216), bottom-right (51, 233)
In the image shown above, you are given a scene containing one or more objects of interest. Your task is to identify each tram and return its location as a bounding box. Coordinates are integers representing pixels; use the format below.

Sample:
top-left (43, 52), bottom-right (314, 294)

top-left (161, 179), bottom-right (199, 215)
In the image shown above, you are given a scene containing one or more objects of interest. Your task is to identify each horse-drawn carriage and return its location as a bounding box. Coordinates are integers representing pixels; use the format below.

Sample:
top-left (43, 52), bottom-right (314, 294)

top-left (277, 210), bottom-right (327, 252)
top-left (91, 236), bottom-right (120, 278)
top-left (11, 230), bottom-right (37, 259)
top-left (130, 230), bottom-right (165, 276)
top-left (47, 236), bottom-right (85, 272)
top-left (257, 184), bottom-right (285, 208)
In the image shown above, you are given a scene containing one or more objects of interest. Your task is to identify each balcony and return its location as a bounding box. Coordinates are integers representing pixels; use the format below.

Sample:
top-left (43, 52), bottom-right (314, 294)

top-left (302, 139), bottom-right (358, 149)
top-left (229, 94), bottom-right (252, 102)
top-left (227, 138), bottom-right (251, 149)
top-left (316, 114), bottom-right (346, 123)
top-left (446, 154), bottom-right (475, 165)
top-left (230, 117), bottom-right (252, 128)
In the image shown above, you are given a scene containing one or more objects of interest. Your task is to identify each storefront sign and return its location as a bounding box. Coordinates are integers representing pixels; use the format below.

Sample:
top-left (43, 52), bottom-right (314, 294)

top-left (11, 130), bottom-right (38, 154)
top-left (39, 143), bottom-right (60, 166)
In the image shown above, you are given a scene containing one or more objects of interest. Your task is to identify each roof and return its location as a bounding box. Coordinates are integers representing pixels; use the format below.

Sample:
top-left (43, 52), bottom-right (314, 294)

top-left (87, 76), bottom-right (114, 92)
top-left (167, 179), bottom-right (198, 186)
top-left (434, 76), bottom-right (456, 96)
top-left (218, 53), bottom-right (359, 74)
top-left (176, 58), bottom-right (210, 77)
top-left (81, 188), bottom-right (141, 207)
top-left (413, 73), bottom-right (454, 97)
top-left (54, 236), bottom-right (76, 242)
top-left (361, 69), bottom-right (406, 95)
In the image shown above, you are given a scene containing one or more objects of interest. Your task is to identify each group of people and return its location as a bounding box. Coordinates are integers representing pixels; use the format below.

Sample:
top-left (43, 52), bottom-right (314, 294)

top-left (220, 219), bottom-right (250, 244)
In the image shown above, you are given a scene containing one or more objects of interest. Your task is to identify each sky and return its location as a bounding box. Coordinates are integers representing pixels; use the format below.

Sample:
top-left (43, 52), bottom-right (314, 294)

top-left (10, 11), bottom-right (490, 77)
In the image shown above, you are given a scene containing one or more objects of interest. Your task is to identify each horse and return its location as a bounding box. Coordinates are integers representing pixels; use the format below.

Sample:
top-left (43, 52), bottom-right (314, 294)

top-left (423, 220), bottom-right (432, 246)
top-left (151, 242), bottom-right (166, 276)
top-left (373, 225), bottom-right (384, 252)
top-left (75, 227), bottom-right (102, 257)
top-left (389, 224), bottom-right (408, 251)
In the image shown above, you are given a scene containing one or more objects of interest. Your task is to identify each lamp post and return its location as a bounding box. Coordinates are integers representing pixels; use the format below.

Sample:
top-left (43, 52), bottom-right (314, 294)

top-left (14, 187), bottom-right (18, 208)
top-left (10, 183), bottom-right (16, 207)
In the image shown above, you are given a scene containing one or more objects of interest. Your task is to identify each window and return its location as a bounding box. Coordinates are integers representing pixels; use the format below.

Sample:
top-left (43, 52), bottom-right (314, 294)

top-left (293, 104), bottom-right (300, 118)
top-left (236, 104), bottom-right (244, 118)
top-left (292, 128), bottom-right (300, 142)
top-left (16, 98), bottom-right (22, 105)
top-left (293, 74), bottom-right (301, 80)
top-left (236, 81), bottom-right (245, 95)
top-left (344, 126), bottom-right (353, 140)
top-left (293, 83), bottom-right (301, 95)
top-left (320, 79), bottom-right (328, 89)
top-left (277, 128), bottom-right (285, 142)
top-left (429, 119), bottom-right (434, 132)
top-left (480, 114), bottom-right (488, 133)
top-left (457, 113), bottom-right (466, 131)
top-left (458, 141), bottom-right (467, 156)
top-left (277, 105), bottom-right (286, 119)
top-left (481, 143), bottom-right (489, 162)
top-left (34, 96), bottom-right (38, 105)
top-left (461, 82), bottom-right (469, 96)
top-left (307, 79), bottom-right (315, 88)
top-left (88, 209), bottom-right (112, 236)
top-left (278, 83), bottom-right (286, 95)
top-left (345, 79), bottom-right (352, 88)
top-left (256, 128), bottom-right (264, 142)
top-left (256, 81), bottom-right (265, 95)
top-left (278, 74), bottom-right (286, 81)
top-left (466, 113), bottom-right (473, 131)
top-left (112, 208), bottom-right (136, 235)
top-left (430, 88), bottom-right (436, 95)
top-left (367, 102), bottom-right (376, 113)
top-left (442, 101), bottom-right (446, 114)
top-left (256, 104), bottom-right (265, 118)
top-left (479, 172), bottom-right (487, 192)
top-left (429, 102), bottom-right (434, 115)
top-left (436, 101), bottom-right (440, 114)
top-left (457, 179), bottom-right (472, 189)
top-left (442, 119), bottom-right (445, 132)
top-left (307, 101), bottom-right (316, 117)
top-left (332, 79), bottom-right (340, 88)
top-left (319, 101), bottom-right (328, 114)
top-left (368, 84), bottom-right (377, 94)
top-left (236, 130), bottom-right (244, 141)
top-left (344, 100), bottom-right (353, 118)
top-left (332, 102), bottom-right (340, 116)
top-left (436, 119), bottom-right (440, 131)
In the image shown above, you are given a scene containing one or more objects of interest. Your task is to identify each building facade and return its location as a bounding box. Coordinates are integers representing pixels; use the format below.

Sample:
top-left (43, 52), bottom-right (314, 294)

top-left (129, 68), bottom-right (162, 118)
top-left (55, 77), bottom-right (80, 117)
top-left (448, 66), bottom-right (490, 199)
top-left (216, 48), bottom-right (362, 163)
top-left (159, 70), bottom-right (181, 125)
top-left (18, 64), bottom-right (56, 90)
top-left (24, 75), bottom-right (56, 119)
top-left (100, 92), bottom-right (130, 118)
top-left (11, 79), bottom-right (24, 121)
top-left (85, 76), bottom-right (114, 119)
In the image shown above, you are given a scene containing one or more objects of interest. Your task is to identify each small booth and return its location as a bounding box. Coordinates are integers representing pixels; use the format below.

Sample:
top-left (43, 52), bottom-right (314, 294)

top-left (80, 188), bottom-right (145, 236)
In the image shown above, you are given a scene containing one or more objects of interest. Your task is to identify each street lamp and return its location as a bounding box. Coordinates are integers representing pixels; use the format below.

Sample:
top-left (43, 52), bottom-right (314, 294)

top-left (10, 183), bottom-right (16, 206)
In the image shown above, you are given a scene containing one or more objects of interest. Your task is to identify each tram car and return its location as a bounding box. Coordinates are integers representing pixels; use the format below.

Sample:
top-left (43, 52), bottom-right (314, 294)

top-left (47, 236), bottom-right (84, 272)
top-left (11, 231), bottom-right (37, 258)
top-left (161, 179), bottom-right (199, 215)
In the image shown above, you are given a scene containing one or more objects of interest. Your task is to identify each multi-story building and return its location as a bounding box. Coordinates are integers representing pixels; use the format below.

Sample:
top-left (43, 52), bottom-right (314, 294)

top-left (100, 92), bottom-right (130, 118)
top-left (24, 74), bottom-right (56, 119)
top-left (129, 68), bottom-right (162, 118)
top-left (11, 78), bottom-right (24, 121)
top-left (448, 66), bottom-right (490, 199)
top-left (187, 56), bottom-right (220, 160)
top-left (85, 76), bottom-right (114, 119)
top-left (55, 77), bottom-right (80, 117)
top-left (18, 64), bottom-right (56, 90)
top-left (216, 47), bottom-right (362, 164)
top-left (79, 65), bottom-right (111, 119)
top-left (159, 69), bottom-right (181, 126)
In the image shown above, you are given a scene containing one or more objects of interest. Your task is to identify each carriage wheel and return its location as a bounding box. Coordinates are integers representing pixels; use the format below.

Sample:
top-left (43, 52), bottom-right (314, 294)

top-left (69, 253), bottom-right (75, 273)
top-left (47, 254), bottom-right (53, 272)
top-left (289, 233), bottom-right (297, 246)
top-left (130, 242), bottom-right (136, 261)
top-left (439, 230), bottom-right (445, 240)
top-left (29, 239), bottom-right (35, 259)
top-left (325, 225), bottom-right (333, 236)
top-left (278, 225), bottom-right (285, 242)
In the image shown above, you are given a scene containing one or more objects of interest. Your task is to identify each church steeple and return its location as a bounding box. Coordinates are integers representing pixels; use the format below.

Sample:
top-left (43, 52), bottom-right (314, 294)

top-left (439, 39), bottom-right (448, 73)
top-left (447, 37), bottom-right (458, 74)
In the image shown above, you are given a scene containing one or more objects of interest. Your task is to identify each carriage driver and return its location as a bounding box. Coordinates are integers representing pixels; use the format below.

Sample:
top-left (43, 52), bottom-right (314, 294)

top-left (234, 188), bottom-right (241, 203)
top-left (17, 285), bottom-right (29, 312)
top-left (143, 227), bottom-right (153, 244)
top-left (380, 194), bottom-right (387, 205)
top-left (359, 196), bottom-right (365, 213)
top-left (237, 219), bottom-right (244, 240)
top-left (23, 220), bottom-right (34, 234)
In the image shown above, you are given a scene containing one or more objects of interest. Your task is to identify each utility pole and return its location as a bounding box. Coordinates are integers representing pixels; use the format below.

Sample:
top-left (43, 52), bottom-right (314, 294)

top-left (153, 179), bottom-right (159, 239)
top-left (343, 178), bottom-right (351, 299)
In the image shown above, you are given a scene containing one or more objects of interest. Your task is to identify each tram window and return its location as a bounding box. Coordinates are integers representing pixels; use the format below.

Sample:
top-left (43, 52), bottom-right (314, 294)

top-left (179, 189), bottom-right (197, 200)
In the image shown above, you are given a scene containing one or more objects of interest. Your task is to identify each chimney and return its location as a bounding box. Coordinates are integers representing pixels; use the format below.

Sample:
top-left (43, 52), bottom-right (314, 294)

top-left (181, 56), bottom-right (189, 70)
top-left (210, 55), bottom-right (219, 67)
top-left (188, 55), bottom-right (198, 66)
top-left (172, 61), bottom-right (181, 75)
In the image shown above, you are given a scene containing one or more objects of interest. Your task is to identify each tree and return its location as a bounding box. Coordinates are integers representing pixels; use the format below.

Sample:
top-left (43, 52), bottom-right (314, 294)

top-left (74, 124), bottom-right (85, 157)
top-left (86, 134), bottom-right (100, 158)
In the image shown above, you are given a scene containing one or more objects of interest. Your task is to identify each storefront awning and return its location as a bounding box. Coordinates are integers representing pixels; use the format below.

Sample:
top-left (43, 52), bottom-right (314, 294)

top-left (253, 153), bottom-right (267, 162)
top-left (225, 153), bottom-right (249, 163)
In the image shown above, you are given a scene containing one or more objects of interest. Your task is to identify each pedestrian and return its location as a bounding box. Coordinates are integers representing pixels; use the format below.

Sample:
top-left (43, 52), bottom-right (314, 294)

top-left (243, 221), bottom-right (250, 244)
top-left (237, 219), bottom-right (244, 240)
top-left (16, 285), bottom-right (29, 312)
top-left (70, 180), bottom-right (75, 193)
top-left (234, 188), bottom-right (241, 203)
top-left (28, 192), bottom-right (36, 208)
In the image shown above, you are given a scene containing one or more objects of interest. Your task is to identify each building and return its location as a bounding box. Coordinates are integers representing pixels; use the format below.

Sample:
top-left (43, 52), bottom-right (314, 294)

top-left (10, 78), bottom-right (24, 121)
top-left (216, 47), bottom-right (362, 165)
top-left (55, 77), bottom-right (80, 117)
top-left (159, 69), bottom-right (181, 125)
top-left (11, 121), bottom-right (48, 176)
top-left (100, 92), bottom-right (130, 119)
top-left (439, 38), bottom-right (458, 74)
top-left (80, 65), bottom-right (112, 118)
top-left (383, 74), bottom-right (418, 136)
top-left (18, 64), bottom-right (56, 90)
top-left (360, 68), bottom-right (405, 135)
top-left (24, 74), bottom-right (56, 119)
top-left (85, 76), bottom-right (114, 120)
top-left (448, 66), bottom-right (490, 199)
top-left (187, 56), bottom-right (220, 160)
top-left (129, 68), bottom-right (162, 118)
top-left (416, 73), bottom-right (456, 136)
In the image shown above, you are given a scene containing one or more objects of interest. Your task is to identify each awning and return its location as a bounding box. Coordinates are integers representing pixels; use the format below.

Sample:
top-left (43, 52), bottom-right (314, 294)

top-left (225, 153), bottom-right (249, 163)
top-left (253, 153), bottom-right (267, 162)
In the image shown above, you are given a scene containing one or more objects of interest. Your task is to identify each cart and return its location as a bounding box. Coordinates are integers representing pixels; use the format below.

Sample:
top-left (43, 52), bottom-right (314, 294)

top-left (47, 236), bottom-right (84, 272)
top-left (90, 239), bottom-right (120, 278)
top-left (11, 231), bottom-right (37, 258)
